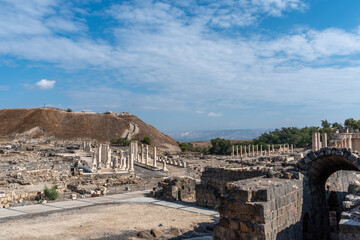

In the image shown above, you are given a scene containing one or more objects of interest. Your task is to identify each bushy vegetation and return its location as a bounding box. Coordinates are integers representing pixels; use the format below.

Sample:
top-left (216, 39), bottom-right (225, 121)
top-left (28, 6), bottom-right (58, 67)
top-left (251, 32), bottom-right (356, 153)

top-left (66, 108), bottom-right (72, 112)
top-left (209, 138), bottom-right (232, 155)
top-left (110, 138), bottom-right (131, 146)
top-left (44, 185), bottom-right (59, 200)
top-left (252, 119), bottom-right (351, 148)
top-left (176, 118), bottom-right (357, 155)
top-left (141, 136), bottom-right (151, 145)
top-left (177, 142), bottom-right (210, 153)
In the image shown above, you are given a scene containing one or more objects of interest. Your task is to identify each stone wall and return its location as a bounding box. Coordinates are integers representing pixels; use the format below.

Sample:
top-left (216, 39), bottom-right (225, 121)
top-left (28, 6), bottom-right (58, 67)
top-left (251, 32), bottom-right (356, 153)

top-left (213, 177), bottom-right (304, 240)
top-left (339, 219), bottom-right (360, 240)
top-left (196, 167), bottom-right (266, 209)
top-left (151, 177), bottom-right (196, 202)
top-left (212, 166), bottom-right (357, 239)
top-left (0, 191), bottom-right (39, 208)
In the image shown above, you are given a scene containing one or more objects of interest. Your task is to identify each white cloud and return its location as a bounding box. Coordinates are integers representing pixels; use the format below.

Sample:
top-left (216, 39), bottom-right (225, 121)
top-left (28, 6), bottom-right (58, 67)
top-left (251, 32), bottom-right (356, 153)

top-left (3, 0), bottom-right (360, 116)
top-left (0, 85), bottom-right (9, 91)
top-left (208, 112), bottom-right (223, 117)
top-left (35, 79), bottom-right (56, 90)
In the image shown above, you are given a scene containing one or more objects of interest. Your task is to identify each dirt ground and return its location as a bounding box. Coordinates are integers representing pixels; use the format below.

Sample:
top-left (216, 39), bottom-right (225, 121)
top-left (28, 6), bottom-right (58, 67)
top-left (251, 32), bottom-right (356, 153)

top-left (0, 203), bottom-right (215, 240)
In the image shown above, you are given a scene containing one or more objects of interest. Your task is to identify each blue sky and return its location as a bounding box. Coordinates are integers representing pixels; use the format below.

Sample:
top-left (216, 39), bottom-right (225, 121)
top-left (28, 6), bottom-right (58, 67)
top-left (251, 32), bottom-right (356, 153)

top-left (1, 0), bottom-right (360, 132)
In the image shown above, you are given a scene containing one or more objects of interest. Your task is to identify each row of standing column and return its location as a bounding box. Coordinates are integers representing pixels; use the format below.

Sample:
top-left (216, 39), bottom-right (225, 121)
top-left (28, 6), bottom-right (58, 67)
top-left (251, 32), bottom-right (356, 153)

top-left (312, 132), bottom-right (328, 151)
top-left (334, 137), bottom-right (352, 149)
top-left (232, 144), bottom-right (294, 157)
top-left (90, 144), bottom-right (134, 172)
top-left (131, 142), bottom-right (169, 171)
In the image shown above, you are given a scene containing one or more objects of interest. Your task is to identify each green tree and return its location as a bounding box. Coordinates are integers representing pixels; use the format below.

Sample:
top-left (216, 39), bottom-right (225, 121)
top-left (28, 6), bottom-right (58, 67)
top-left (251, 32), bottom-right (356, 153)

top-left (66, 108), bottom-right (72, 112)
top-left (142, 136), bottom-right (151, 145)
top-left (321, 120), bottom-right (331, 129)
top-left (344, 118), bottom-right (359, 129)
top-left (209, 138), bottom-right (232, 155)
top-left (332, 122), bottom-right (342, 128)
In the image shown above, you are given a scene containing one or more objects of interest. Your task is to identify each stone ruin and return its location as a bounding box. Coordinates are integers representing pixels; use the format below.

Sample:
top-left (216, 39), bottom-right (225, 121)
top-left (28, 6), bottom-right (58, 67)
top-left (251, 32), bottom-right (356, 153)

top-left (84, 141), bottom-right (187, 173)
top-left (210, 148), bottom-right (359, 240)
top-left (196, 167), bottom-right (267, 209)
top-left (150, 177), bottom-right (196, 202)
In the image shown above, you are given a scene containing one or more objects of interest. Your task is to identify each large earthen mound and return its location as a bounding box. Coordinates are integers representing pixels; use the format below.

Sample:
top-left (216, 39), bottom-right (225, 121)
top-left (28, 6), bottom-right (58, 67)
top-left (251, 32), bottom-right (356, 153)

top-left (0, 108), bottom-right (179, 150)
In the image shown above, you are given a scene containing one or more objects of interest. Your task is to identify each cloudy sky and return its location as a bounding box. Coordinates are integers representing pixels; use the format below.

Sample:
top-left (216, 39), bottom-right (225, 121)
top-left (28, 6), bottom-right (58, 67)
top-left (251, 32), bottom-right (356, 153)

top-left (1, 0), bottom-right (360, 132)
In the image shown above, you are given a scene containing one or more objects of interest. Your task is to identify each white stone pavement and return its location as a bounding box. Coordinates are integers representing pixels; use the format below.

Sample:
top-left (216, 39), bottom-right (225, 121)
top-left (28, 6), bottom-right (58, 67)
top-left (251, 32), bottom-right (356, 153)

top-left (0, 190), bottom-right (219, 220)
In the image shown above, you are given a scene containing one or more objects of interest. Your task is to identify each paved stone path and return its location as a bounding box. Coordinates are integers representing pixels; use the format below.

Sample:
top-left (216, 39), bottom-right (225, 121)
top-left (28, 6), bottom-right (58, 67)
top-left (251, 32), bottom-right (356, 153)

top-left (0, 190), bottom-right (219, 220)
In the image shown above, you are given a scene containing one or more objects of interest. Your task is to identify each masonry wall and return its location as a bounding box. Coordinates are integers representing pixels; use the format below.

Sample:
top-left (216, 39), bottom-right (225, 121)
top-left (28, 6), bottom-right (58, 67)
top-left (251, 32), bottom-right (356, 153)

top-left (213, 177), bottom-right (304, 240)
top-left (196, 167), bottom-right (266, 209)
top-left (339, 219), bottom-right (360, 240)
top-left (212, 168), bottom-right (356, 239)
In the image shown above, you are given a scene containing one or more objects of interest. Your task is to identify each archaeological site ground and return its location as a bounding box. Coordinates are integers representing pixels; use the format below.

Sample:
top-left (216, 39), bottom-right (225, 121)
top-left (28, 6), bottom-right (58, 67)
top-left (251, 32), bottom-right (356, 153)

top-left (1, 108), bottom-right (360, 240)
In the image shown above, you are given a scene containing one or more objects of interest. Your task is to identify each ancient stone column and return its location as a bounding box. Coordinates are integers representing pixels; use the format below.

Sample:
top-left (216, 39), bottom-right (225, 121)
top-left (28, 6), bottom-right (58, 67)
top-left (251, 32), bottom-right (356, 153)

top-left (252, 145), bottom-right (254, 157)
top-left (317, 132), bottom-right (321, 150)
top-left (272, 145), bottom-right (274, 154)
top-left (312, 133), bottom-right (318, 151)
top-left (232, 146), bottom-right (234, 156)
top-left (322, 133), bottom-right (327, 148)
top-left (260, 145), bottom-right (263, 156)
top-left (129, 151), bottom-right (134, 172)
top-left (256, 145), bottom-right (258, 156)
top-left (163, 159), bottom-right (168, 171)
top-left (244, 145), bottom-right (247, 157)
top-left (106, 147), bottom-right (111, 168)
top-left (291, 144), bottom-right (294, 153)
top-left (91, 150), bottom-right (96, 170)
top-left (267, 145), bottom-right (270, 155)
top-left (153, 147), bottom-right (157, 167)
top-left (141, 144), bottom-right (144, 163)
top-left (97, 146), bottom-right (102, 169)
top-left (248, 145), bottom-right (251, 157)
top-left (347, 137), bottom-right (352, 149)
top-left (119, 150), bottom-right (124, 169)
top-left (145, 145), bottom-right (149, 165)
top-left (240, 145), bottom-right (243, 157)
top-left (135, 142), bottom-right (138, 162)
top-left (236, 145), bottom-right (238, 156)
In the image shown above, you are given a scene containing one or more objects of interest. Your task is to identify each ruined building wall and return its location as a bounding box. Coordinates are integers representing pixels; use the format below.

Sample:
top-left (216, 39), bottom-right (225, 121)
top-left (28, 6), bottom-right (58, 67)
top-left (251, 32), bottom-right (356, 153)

top-left (213, 170), bottom-right (356, 240)
top-left (214, 177), bottom-right (304, 240)
top-left (339, 219), bottom-right (360, 240)
top-left (196, 167), bottom-right (266, 209)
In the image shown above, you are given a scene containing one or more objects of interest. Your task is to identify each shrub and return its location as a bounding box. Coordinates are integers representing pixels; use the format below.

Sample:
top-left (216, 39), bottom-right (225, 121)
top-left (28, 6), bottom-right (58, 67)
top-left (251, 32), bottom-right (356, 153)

top-left (44, 185), bottom-right (59, 201)
top-left (66, 108), bottom-right (72, 112)
top-left (142, 136), bottom-right (151, 145)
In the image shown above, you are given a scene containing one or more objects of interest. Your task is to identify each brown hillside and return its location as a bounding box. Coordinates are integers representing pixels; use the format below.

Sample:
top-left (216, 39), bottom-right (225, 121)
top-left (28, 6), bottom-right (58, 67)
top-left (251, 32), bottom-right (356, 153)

top-left (0, 108), bottom-right (179, 150)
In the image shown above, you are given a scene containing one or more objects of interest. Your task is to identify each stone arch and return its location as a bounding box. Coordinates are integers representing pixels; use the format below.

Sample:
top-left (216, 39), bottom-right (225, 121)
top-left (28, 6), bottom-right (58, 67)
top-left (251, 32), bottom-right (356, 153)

top-left (298, 148), bottom-right (360, 239)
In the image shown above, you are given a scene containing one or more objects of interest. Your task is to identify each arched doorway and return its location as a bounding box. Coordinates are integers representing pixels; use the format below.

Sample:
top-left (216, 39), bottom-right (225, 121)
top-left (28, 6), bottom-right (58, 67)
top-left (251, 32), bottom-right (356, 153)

top-left (300, 149), bottom-right (360, 239)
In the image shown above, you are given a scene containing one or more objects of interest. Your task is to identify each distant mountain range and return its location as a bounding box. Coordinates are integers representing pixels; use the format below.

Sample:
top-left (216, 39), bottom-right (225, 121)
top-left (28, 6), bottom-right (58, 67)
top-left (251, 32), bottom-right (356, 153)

top-left (166, 129), bottom-right (272, 142)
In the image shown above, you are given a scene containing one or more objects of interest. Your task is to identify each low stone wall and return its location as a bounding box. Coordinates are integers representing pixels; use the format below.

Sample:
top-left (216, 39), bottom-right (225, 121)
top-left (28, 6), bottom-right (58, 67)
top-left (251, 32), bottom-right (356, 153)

top-left (339, 219), bottom-right (360, 240)
top-left (196, 167), bottom-right (266, 209)
top-left (213, 177), bottom-right (304, 240)
top-left (151, 177), bottom-right (196, 202)
top-left (0, 191), bottom-right (39, 208)
top-left (0, 158), bottom-right (73, 172)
